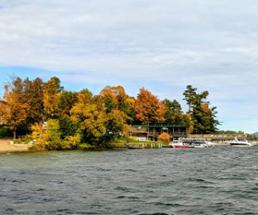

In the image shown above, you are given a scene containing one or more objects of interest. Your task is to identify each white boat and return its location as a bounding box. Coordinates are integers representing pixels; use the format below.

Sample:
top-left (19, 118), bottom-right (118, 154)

top-left (188, 140), bottom-right (209, 148)
top-left (169, 140), bottom-right (192, 149)
top-left (206, 141), bottom-right (215, 147)
top-left (170, 138), bottom-right (211, 148)
top-left (180, 138), bottom-right (210, 148)
top-left (230, 138), bottom-right (252, 147)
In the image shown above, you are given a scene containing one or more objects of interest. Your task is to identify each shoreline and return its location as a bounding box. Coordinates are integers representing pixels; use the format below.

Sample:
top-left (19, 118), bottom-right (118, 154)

top-left (0, 139), bottom-right (32, 153)
top-left (0, 139), bottom-right (257, 154)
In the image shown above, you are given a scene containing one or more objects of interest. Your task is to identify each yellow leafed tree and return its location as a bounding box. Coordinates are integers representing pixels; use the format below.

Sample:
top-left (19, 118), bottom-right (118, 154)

top-left (0, 80), bottom-right (29, 139)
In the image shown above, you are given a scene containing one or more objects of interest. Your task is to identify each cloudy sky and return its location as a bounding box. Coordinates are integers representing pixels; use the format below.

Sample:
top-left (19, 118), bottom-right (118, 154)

top-left (0, 0), bottom-right (258, 132)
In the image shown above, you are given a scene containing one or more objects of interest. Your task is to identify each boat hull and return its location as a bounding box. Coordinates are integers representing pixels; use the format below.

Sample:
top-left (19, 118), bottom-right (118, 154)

top-left (229, 138), bottom-right (252, 147)
top-left (230, 143), bottom-right (252, 147)
top-left (174, 145), bottom-right (191, 149)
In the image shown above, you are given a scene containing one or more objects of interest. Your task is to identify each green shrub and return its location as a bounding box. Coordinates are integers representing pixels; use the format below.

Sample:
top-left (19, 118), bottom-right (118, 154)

top-left (44, 119), bottom-right (62, 150)
top-left (62, 134), bottom-right (81, 150)
top-left (78, 143), bottom-right (96, 151)
top-left (29, 144), bottom-right (46, 151)
top-left (46, 119), bottom-right (61, 141)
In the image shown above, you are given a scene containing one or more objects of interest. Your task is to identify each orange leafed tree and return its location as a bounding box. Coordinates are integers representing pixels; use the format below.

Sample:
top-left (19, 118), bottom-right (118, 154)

top-left (135, 88), bottom-right (165, 124)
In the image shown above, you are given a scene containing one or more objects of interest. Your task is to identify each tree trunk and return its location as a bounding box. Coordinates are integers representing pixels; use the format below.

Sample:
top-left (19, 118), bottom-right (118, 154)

top-left (147, 122), bottom-right (149, 141)
top-left (13, 130), bottom-right (16, 140)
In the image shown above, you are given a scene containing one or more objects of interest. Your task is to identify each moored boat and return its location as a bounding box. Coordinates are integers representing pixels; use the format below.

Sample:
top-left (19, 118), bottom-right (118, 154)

top-left (170, 138), bottom-right (212, 149)
top-left (169, 140), bottom-right (192, 149)
top-left (230, 138), bottom-right (252, 147)
top-left (173, 142), bottom-right (192, 149)
top-left (188, 140), bottom-right (209, 148)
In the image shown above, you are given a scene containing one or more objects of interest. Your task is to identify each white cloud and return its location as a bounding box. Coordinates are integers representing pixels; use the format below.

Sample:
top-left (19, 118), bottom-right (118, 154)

top-left (0, 0), bottom-right (258, 132)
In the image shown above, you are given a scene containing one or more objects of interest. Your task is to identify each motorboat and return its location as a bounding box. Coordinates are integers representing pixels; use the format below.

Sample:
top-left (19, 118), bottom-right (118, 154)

top-left (205, 141), bottom-right (215, 147)
top-left (182, 138), bottom-right (210, 148)
top-left (170, 138), bottom-right (213, 149)
top-left (170, 139), bottom-right (208, 148)
top-left (188, 140), bottom-right (209, 148)
top-left (169, 140), bottom-right (192, 149)
top-left (230, 138), bottom-right (252, 147)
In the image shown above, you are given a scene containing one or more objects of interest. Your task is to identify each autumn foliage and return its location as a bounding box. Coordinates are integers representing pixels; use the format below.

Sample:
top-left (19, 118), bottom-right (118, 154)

top-left (0, 76), bottom-right (219, 149)
top-left (0, 79), bottom-right (29, 139)
top-left (135, 88), bottom-right (165, 124)
top-left (158, 132), bottom-right (171, 144)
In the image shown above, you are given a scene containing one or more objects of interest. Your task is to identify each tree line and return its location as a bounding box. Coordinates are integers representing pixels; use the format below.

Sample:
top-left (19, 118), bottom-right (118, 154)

top-left (0, 76), bottom-right (219, 149)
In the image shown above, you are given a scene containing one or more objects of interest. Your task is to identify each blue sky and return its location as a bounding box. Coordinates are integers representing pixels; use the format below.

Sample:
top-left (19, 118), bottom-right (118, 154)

top-left (0, 0), bottom-right (258, 132)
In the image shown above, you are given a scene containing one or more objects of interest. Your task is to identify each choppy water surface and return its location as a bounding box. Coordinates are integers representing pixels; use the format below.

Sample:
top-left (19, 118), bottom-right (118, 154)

top-left (0, 147), bottom-right (258, 215)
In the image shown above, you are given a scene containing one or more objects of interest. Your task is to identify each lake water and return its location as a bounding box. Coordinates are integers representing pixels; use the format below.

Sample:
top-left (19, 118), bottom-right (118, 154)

top-left (0, 147), bottom-right (258, 215)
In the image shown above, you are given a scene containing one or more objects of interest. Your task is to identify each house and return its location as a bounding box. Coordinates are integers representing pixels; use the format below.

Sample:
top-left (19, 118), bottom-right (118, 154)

top-left (129, 124), bottom-right (187, 141)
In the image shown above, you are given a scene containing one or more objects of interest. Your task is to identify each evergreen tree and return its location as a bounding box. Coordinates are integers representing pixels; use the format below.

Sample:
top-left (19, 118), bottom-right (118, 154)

top-left (24, 78), bottom-right (44, 127)
top-left (183, 85), bottom-right (219, 134)
top-left (163, 99), bottom-right (183, 125)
